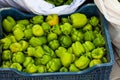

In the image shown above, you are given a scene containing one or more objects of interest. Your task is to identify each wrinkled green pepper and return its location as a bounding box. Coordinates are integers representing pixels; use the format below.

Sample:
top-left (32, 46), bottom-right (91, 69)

top-left (26, 63), bottom-right (37, 73)
top-left (0, 37), bottom-right (11, 49)
top-left (83, 41), bottom-right (95, 52)
top-left (10, 63), bottom-right (22, 71)
top-left (2, 50), bottom-right (12, 60)
top-left (24, 28), bottom-right (33, 39)
top-left (89, 16), bottom-right (99, 27)
top-left (84, 30), bottom-right (95, 41)
top-left (37, 65), bottom-right (47, 73)
top-left (69, 64), bottom-right (79, 72)
top-left (10, 42), bottom-right (22, 53)
top-left (49, 40), bottom-right (60, 50)
top-left (30, 15), bottom-right (44, 24)
top-left (12, 24), bottom-right (25, 31)
top-left (55, 47), bottom-right (67, 57)
top-left (34, 46), bottom-right (44, 58)
top-left (47, 58), bottom-right (61, 72)
top-left (23, 57), bottom-right (34, 67)
top-left (42, 22), bottom-right (51, 33)
top-left (40, 55), bottom-right (52, 65)
top-left (83, 23), bottom-right (92, 31)
top-left (2, 16), bottom-right (16, 32)
top-left (47, 32), bottom-right (57, 42)
top-left (19, 40), bottom-right (29, 51)
top-left (1, 61), bottom-right (12, 68)
top-left (89, 59), bottom-right (102, 67)
top-left (51, 24), bottom-right (62, 35)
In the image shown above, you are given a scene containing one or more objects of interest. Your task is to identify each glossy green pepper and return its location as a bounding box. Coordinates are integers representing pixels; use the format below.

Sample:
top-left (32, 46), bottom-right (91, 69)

top-left (55, 47), bottom-right (67, 57)
top-left (60, 23), bottom-right (72, 35)
top-left (19, 40), bottom-right (29, 51)
top-left (43, 45), bottom-right (56, 57)
top-left (93, 33), bottom-right (105, 47)
top-left (51, 24), bottom-right (62, 35)
top-left (47, 32), bottom-right (57, 42)
top-left (12, 24), bottom-right (25, 31)
top-left (32, 24), bottom-right (44, 37)
top-left (10, 63), bottom-right (22, 71)
top-left (23, 57), bottom-right (34, 67)
top-left (75, 55), bottom-right (90, 69)
top-left (37, 65), bottom-right (47, 73)
top-left (89, 16), bottom-right (99, 27)
top-left (2, 16), bottom-right (16, 32)
top-left (8, 35), bottom-right (17, 43)
top-left (84, 30), bottom-right (95, 41)
top-left (83, 41), bottom-right (95, 52)
top-left (70, 13), bottom-right (88, 28)
top-left (71, 28), bottom-right (84, 42)
top-left (91, 47), bottom-right (106, 59)
top-left (12, 52), bottom-right (25, 64)
top-left (60, 52), bottom-right (73, 67)
top-left (40, 55), bottom-right (52, 65)
top-left (47, 58), bottom-right (61, 72)
top-left (59, 35), bottom-right (72, 48)
top-left (0, 37), bottom-right (11, 49)
top-left (2, 50), bottom-right (12, 60)
top-left (10, 42), bottom-right (22, 53)
top-left (69, 64), bottom-right (79, 72)
top-left (13, 28), bottom-right (24, 41)
top-left (72, 41), bottom-right (85, 57)
top-left (89, 59), bottom-right (102, 67)
top-left (49, 40), bottom-right (60, 50)
top-left (24, 28), bottom-right (33, 39)
top-left (59, 67), bottom-right (68, 72)
top-left (26, 63), bottom-right (37, 73)
top-left (17, 19), bottom-right (29, 25)
top-left (42, 22), bottom-right (51, 33)
top-left (30, 15), bottom-right (44, 24)
top-left (34, 46), bottom-right (44, 58)
top-left (27, 46), bottom-right (35, 56)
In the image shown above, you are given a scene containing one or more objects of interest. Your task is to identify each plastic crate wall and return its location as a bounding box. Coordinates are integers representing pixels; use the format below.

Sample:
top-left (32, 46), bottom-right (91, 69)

top-left (0, 4), bottom-right (114, 80)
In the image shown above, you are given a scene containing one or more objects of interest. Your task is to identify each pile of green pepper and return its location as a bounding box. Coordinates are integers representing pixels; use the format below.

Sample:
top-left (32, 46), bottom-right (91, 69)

top-left (0, 13), bottom-right (107, 73)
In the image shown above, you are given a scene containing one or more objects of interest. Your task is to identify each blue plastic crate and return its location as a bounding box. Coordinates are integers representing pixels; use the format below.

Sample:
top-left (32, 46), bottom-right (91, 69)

top-left (0, 4), bottom-right (114, 80)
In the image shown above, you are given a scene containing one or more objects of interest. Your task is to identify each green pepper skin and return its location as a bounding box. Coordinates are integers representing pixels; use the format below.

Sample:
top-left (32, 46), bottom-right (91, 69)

top-left (49, 40), bottom-right (60, 50)
top-left (26, 63), bottom-right (37, 73)
top-left (42, 22), bottom-right (51, 33)
top-left (47, 58), bottom-right (62, 72)
top-left (0, 37), bottom-right (11, 49)
top-left (60, 23), bottom-right (72, 35)
top-left (12, 24), bottom-right (25, 31)
top-left (37, 65), bottom-right (47, 73)
top-left (34, 46), bottom-right (44, 58)
top-left (55, 47), bottom-right (67, 57)
top-left (40, 55), bottom-right (52, 65)
top-left (89, 16), bottom-right (99, 27)
top-left (12, 52), bottom-right (25, 64)
top-left (59, 67), bottom-right (68, 72)
top-left (10, 63), bottom-right (22, 71)
top-left (91, 47), bottom-right (106, 59)
top-left (1, 61), bottom-right (12, 68)
top-left (17, 19), bottom-right (29, 25)
top-left (31, 15), bottom-right (44, 24)
top-left (2, 50), bottom-right (12, 60)
top-left (23, 57), bottom-right (34, 67)
top-left (24, 28), bottom-right (33, 39)
top-left (83, 41), bottom-right (95, 52)
top-left (59, 35), bottom-right (72, 48)
top-left (72, 41), bottom-right (85, 57)
top-left (47, 32), bottom-right (57, 42)
top-left (19, 40), bottom-right (29, 51)
top-left (69, 64), bottom-right (79, 72)
top-left (2, 16), bottom-right (16, 32)
top-left (83, 23), bottom-right (92, 31)
top-left (60, 52), bottom-right (73, 67)
top-left (74, 55), bottom-right (90, 69)
top-left (89, 59), bottom-right (102, 67)
top-left (84, 31), bottom-right (95, 41)
top-left (51, 24), bottom-right (62, 35)
top-left (70, 13), bottom-right (88, 28)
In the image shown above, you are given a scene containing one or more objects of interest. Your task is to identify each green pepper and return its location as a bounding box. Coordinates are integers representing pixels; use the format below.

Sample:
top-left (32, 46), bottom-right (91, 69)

top-left (61, 17), bottom-right (70, 24)
top-left (46, 58), bottom-right (61, 72)
top-left (55, 47), bottom-right (67, 57)
top-left (71, 28), bottom-right (84, 42)
top-left (30, 15), bottom-right (44, 24)
top-left (93, 33), bottom-right (105, 47)
top-left (32, 24), bottom-right (44, 37)
top-left (23, 57), bottom-right (34, 67)
top-left (27, 46), bottom-right (35, 56)
top-left (12, 24), bottom-right (25, 31)
top-left (10, 63), bottom-right (22, 71)
top-left (60, 52), bottom-right (73, 67)
top-left (85, 52), bottom-right (92, 60)
top-left (70, 13), bottom-right (88, 28)
top-left (43, 45), bottom-right (56, 57)
top-left (13, 28), bottom-right (24, 41)
top-left (17, 19), bottom-right (29, 25)
top-left (2, 16), bottom-right (16, 32)
top-left (91, 47), bottom-right (106, 59)
top-left (83, 41), bottom-right (95, 52)
top-left (47, 32), bottom-right (57, 42)
top-left (37, 65), bottom-right (47, 73)
top-left (34, 46), bottom-right (44, 58)
top-left (10, 42), bottom-right (22, 53)
top-left (51, 24), bottom-right (62, 35)
top-left (89, 59), bottom-right (102, 67)
top-left (60, 23), bottom-right (72, 35)
top-left (34, 58), bottom-right (41, 65)
top-left (12, 52), bottom-right (25, 64)
top-left (46, 14), bottom-right (59, 26)
top-left (1, 61), bottom-right (12, 68)
top-left (42, 22), bottom-right (51, 33)
top-left (59, 35), bottom-right (72, 48)
top-left (40, 55), bottom-right (52, 65)
top-left (19, 40), bottom-right (29, 51)
top-left (69, 64), bottom-right (79, 72)
top-left (83, 23), bottom-right (92, 31)
top-left (101, 57), bottom-right (108, 63)
top-left (2, 50), bottom-right (12, 60)
top-left (89, 16), bottom-right (99, 27)
top-left (0, 37), bottom-right (11, 49)
top-left (8, 35), bottom-right (17, 43)
top-left (26, 63), bottom-right (37, 73)
top-left (74, 55), bottom-right (90, 69)
top-left (59, 67), bottom-right (68, 72)
top-left (84, 30), bottom-right (95, 41)
top-left (72, 41), bottom-right (85, 57)
top-left (24, 28), bottom-right (33, 39)
top-left (49, 40), bottom-right (60, 50)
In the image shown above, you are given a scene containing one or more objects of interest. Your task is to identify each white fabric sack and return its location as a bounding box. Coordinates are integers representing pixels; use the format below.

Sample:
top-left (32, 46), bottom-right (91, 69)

top-left (0, 0), bottom-right (86, 15)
